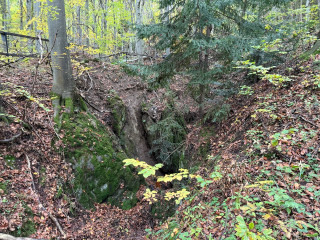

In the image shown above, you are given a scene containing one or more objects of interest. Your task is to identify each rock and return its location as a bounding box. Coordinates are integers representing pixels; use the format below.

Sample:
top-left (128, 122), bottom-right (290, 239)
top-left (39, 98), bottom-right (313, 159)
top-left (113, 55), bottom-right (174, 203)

top-left (58, 111), bottom-right (142, 209)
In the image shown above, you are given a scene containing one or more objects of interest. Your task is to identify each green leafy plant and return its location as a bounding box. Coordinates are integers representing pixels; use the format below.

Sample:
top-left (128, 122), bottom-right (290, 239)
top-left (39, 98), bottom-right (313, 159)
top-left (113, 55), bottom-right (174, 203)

top-left (236, 61), bottom-right (291, 87)
top-left (123, 158), bottom-right (163, 178)
top-left (235, 215), bottom-right (274, 240)
top-left (267, 187), bottom-right (305, 214)
top-left (3, 82), bottom-right (50, 112)
top-left (270, 128), bottom-right (298, 150)
top-left (123, 159), bottom-right (222, 205)
top-left (239, 85), bottom-right (254, 96)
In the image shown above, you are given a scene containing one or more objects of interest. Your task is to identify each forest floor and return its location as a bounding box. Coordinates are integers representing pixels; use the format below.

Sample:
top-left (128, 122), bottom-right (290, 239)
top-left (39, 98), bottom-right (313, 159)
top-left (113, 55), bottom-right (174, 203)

top-left (0, 55), bottom-right (319, 239)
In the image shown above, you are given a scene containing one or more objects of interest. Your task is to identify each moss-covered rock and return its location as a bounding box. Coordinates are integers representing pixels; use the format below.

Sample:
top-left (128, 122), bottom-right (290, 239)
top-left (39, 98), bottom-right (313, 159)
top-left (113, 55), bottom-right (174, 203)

top-left (59, 111), bottom-right (142, 209)
top-left (106, 91), bottom-right (140, 159)
top-left (106, 91), bottom-right (126, 136)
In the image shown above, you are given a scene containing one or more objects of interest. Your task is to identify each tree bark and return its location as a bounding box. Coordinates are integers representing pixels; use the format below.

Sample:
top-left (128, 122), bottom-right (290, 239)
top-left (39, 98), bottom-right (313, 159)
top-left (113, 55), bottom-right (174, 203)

top-left (77, 5), bottom-right (82, 45)
top-left (1, 0), bottom-right (7, 30)
top-left (199, 25), bottom-right (212, 117)
top-left (19, 0), bottom-right (23, 30)
top-left (135, 0), bottom-right (144, 61)
top-left (47, 0), bottom-right (75, 118)
top-left (85, 0), bottom-right (89, 46)
top-left (34, 0), bottom-right (42, 54)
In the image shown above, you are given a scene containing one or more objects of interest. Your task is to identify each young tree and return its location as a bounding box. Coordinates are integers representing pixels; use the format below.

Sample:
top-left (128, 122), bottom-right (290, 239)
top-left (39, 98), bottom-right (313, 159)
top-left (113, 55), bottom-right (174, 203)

top-left (47, 0), bottom-right (75, 118)
top-left (134, 0), bottom-right (292, 115)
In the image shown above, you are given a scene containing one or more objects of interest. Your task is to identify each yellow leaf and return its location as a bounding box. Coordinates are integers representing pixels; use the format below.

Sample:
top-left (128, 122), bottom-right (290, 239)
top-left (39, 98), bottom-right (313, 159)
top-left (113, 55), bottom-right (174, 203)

top-left (240, 206), bottom-right (250, 212)
top-left (247, 202), bottom-right (257, 211)
top-left (245, 184), bottom-right (259, 188)
top-left (295, 220), bottom-right (308, 229)
top-left (258, 180), bottom-right (274, 185)
top-left (263, 214), bottom-right (271, 220)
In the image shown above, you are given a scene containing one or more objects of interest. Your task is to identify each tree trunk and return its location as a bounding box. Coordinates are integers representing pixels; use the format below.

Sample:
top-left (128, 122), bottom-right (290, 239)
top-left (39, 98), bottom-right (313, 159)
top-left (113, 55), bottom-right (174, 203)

top-left (34, 0), bottom-right (42, 55)
top-left (47, 0), bottom-right (75, 118)
top-left (26, 0), bottom-right (33, 30)
top-left (77, 5), bottom-right (82, 45)
top-left (85, 0), bottom-right (89, 46)
top-left (19, 0), bottom-right (23, 30)
top-left (1, 0), bottom-right (7, 30)
top-left (199, 25), bottom-right (212, 117)
top-left (135, 0), bottom-right (144, 61)
top-left (165, 5), bottom-right (171, 56)
top-left (27, 0), bottom-right (34, 53)
top-left (6, 0), bottom-right (10, 30)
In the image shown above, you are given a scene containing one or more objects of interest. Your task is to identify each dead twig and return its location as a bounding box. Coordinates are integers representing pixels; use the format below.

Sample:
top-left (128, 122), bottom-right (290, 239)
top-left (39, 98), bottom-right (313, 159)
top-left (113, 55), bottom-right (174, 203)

top-left (0, 131), bottom-right (21, 143)
top-left (78, 92), bottom-right (102, 112)
top-left (25, 154), bottom-right (66, 238)
top-left (299, 114), bottom-right (318, 127)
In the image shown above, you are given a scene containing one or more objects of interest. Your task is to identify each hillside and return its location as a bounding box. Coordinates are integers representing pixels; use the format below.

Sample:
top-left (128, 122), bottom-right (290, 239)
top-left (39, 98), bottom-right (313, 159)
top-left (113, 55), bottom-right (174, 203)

top-left (148, 58), bottom-right (320, 239)
top-left (0, 55), bottom-right (319, 239)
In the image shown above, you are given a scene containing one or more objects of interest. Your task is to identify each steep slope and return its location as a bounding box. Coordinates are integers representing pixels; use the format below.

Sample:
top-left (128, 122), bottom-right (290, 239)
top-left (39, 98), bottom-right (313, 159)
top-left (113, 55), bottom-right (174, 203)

top-left (149, 59), bottom-right (320, 239)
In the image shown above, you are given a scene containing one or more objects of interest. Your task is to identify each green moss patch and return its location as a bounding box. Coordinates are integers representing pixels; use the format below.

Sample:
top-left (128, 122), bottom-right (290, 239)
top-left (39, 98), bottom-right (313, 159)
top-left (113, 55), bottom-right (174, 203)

top-left (106, 91), bottom-right (126, 136)
top-left (12, 204), bottom-right (36, 237)
top-left (4, 155), bottom-right (16, 169)
top-left (59, 111), bottom-right (142, 209)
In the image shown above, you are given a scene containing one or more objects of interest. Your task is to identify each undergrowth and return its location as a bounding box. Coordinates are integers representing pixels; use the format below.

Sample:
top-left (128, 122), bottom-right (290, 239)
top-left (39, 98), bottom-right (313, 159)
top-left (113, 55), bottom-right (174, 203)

top-left (124, 63), bottom-right (320, 239)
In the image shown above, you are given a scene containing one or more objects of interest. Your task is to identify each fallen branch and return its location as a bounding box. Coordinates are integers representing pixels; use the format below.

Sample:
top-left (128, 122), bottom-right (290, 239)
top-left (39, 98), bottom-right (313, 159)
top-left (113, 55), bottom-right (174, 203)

top-left (0, 57), bottom-right (25, 68)
top-left (85, 70), bottom-right (94, 92)
top-left (78, 92), bottom-right (102, 112)
top-left (0, 233), bottom-right (44, 240)
top-left (25, 154), bottom-right (66, 238)
top-left (299, 115), bottom-right (318, 127)
top-left (0, 131), bottom-right (21, 143)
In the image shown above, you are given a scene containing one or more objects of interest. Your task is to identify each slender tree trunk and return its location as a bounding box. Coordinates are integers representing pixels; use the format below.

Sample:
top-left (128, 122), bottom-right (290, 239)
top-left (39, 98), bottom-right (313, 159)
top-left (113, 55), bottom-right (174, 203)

top-left (199, 25), bottom-right (212, 117)
top-left (47, 0), bottom-right (75, 118)
top-left (100, 0), bottom-right (108, 53)
top-left (85, 0), bottom-right (89, 46)
top-left (128, 0), bottom-right (134, 54)
top-left (135, 0), bottom-right (144, 60)
top-left (112, 0), bottom-right (117, 53)
top-left (6, 0), bottom-right (10, 30)
top-left (27, 0), bottom-right (34, 52)
top-left (19, 0), bottom-right (23, 30)
top-left (1, 0), bottom-right (7, 30)
top-left (306, 0), bottom-right (310, 21)
top-left (91, 0), bottom-right (99, 57)
top-left (26, 0), bottom-right (33, 29)
top-left (165, 5), bottom-right (170, 56)
top-left (34, 0), bottom-right (42, 54)
top-left (77, 5), bottom-right (82, 45)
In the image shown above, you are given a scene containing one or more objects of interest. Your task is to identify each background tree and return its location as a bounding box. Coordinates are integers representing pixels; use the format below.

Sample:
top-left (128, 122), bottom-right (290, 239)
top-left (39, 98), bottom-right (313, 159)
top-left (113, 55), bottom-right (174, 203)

top-left (131, 0), bottom-right (293, 115)
top-left (0, 0), bottom-right (7, 30)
